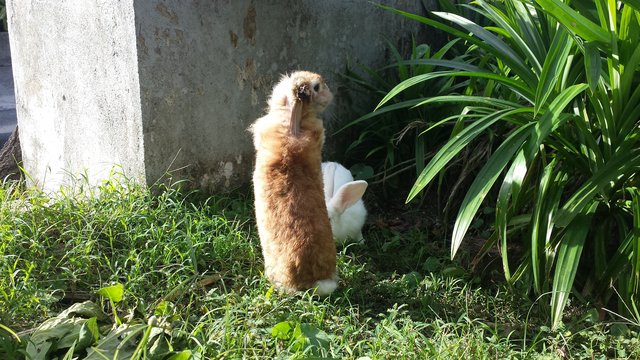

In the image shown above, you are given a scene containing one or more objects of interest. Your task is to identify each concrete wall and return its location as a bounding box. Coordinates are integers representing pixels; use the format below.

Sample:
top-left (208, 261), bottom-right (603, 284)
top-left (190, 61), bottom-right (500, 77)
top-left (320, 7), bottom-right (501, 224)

top-left (7, 0), bottom-right (146, 187)
top-left (7, 0), bottom-right (432, 191)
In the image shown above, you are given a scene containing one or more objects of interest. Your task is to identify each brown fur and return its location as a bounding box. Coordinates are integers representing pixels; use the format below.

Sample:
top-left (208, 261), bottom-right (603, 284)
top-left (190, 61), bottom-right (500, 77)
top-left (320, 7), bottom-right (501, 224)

top-left (250, 71), bottom-right (336, 293)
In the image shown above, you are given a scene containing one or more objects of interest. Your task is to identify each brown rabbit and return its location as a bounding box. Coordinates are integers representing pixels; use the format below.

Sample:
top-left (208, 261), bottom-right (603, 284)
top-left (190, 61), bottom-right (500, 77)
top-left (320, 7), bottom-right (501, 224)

top-left (250, 71), bottom-right (337, 296)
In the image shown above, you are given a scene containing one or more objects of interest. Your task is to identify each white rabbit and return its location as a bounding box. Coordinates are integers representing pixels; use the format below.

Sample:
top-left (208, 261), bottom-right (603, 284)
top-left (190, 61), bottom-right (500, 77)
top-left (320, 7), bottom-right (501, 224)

top-left (322, 162), bottom-right (368, 243)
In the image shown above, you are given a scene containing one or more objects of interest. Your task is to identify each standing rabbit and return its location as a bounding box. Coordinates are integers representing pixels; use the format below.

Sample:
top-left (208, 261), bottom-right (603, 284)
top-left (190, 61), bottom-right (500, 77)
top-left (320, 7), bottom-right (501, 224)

top-left (322, 162), bottom-right (368, 243)
top-left (250, 71), bottom-right (338, 296)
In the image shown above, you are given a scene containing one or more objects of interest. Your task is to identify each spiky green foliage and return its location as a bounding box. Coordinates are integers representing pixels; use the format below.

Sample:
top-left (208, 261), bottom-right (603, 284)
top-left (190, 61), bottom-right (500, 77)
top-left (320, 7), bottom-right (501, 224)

top-left (374, 0), bottom-right (640, 329)
top-left (336, 39), bottom-right (470, 191)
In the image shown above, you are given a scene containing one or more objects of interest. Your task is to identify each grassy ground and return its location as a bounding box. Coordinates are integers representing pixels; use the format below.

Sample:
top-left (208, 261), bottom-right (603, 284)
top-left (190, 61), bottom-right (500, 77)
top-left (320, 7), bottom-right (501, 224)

top-left (1, 177), bottom-right (639, 359)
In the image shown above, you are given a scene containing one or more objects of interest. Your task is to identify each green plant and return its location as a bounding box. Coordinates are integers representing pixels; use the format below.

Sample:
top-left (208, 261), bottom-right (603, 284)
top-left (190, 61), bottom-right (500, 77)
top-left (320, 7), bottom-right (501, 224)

top-left (337, 39), bottom-right (468, 192)
top-left (0, 323), bottom-right (21, 359)
top-left (375, 0), bottom-right (640, 329)
top-left (0, 0), bottom-right (6, 32)
top-left (20, 295), bottom-right (193, 360)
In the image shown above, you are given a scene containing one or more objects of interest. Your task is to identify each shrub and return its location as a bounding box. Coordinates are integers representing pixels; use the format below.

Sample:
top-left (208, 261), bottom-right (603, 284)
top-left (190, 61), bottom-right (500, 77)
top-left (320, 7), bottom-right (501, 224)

top-left (374, 0), bottom-right (640, 329)
top-left (336, 39), bottom-right (473, 197)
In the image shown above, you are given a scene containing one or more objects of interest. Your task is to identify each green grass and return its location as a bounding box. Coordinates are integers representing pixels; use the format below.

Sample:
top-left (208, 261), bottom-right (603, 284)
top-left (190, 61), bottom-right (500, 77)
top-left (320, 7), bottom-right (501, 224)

top-left (1, 176), bottom-right (639, 359)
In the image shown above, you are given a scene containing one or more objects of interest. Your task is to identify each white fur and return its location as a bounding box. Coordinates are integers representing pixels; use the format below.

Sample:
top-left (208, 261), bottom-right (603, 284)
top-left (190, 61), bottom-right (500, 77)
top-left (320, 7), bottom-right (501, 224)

top-left (314, 278), bottom-right (339, 296)
top-left (322, 162), bottom-right (368, 243)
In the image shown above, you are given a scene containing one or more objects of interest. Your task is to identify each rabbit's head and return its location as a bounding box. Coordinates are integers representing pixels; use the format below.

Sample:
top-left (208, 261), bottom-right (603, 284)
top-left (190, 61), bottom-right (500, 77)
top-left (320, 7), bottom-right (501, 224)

top-left (268, 71), bottom-right (333, 136)
top-left (289, 72), bottom-right (333, 111)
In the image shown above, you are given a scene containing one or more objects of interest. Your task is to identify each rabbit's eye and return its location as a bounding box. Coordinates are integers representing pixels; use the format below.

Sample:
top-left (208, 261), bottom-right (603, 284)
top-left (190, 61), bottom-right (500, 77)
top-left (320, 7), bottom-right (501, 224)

top-left (313, 83), bottom-right (320, 92)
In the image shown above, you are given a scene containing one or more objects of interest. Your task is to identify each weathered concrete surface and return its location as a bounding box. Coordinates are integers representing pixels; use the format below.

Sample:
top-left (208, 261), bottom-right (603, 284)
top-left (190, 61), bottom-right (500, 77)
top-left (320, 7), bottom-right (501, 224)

top-left (7, 0), bottom-right (146, 188)
top-left (134, 0), bottom-right (432, 191)
top-left (8, 0), bottom-right (432, 191)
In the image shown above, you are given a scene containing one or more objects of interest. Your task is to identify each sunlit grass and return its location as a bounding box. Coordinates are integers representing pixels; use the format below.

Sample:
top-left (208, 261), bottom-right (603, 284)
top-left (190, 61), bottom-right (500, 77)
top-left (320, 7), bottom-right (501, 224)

top-left (1, 176), bottom-right (638, 359)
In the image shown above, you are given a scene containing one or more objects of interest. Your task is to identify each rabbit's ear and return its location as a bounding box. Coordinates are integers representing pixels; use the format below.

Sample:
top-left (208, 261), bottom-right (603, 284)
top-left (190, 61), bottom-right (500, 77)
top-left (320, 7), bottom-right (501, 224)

top-left (330, 180), bottom-right (368, 214)
top-left (289, 83), bottom-right (311, 136)
top-left (323, 162), bottom-right (337, 199)
top-left (289, 99), bottom-right (302, 136)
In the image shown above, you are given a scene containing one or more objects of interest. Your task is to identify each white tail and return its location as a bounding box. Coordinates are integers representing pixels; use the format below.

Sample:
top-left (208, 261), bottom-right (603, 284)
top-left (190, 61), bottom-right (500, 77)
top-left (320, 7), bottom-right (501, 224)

top-left (314, 278), bottom-right (338, 296)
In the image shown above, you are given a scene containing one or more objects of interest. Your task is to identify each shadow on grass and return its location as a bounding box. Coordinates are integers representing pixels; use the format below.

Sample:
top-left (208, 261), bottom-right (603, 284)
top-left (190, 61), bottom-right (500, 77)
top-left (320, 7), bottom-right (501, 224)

top-left (333, 230), bottom-right (462, 320)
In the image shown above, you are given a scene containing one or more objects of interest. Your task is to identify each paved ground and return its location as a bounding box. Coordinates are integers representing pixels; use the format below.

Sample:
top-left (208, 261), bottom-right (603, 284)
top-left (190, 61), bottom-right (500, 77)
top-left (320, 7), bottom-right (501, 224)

top-left (0, 32), bottom-right (17, 148)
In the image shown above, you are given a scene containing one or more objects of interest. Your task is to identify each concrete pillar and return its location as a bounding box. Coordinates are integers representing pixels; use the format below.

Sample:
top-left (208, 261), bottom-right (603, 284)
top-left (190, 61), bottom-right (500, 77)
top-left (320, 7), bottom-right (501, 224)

top-left (7, 0), bottom-right (432, 191)
top-left (7, 1), bottom-right (146, 187)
